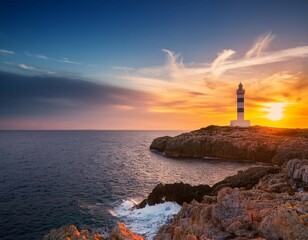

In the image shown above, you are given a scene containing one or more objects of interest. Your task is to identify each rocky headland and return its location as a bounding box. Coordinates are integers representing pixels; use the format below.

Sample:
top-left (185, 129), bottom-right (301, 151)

top-left (150, 125), bottom-right (308, 166)
top-left (44, 126), bottom-right (308, 240)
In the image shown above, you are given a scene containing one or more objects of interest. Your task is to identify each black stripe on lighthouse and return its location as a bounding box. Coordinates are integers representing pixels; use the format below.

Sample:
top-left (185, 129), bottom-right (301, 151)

top-left (237, 98), bottom-right (244, 102)
top-left (237, 108), bottom-right (244, 112)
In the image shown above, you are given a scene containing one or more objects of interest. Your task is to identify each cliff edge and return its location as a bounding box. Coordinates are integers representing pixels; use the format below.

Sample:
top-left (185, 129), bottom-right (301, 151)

top-left (150, 125), bottom-right (308, 166)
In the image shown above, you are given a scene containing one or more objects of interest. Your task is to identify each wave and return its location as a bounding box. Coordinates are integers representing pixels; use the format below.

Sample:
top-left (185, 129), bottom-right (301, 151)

top-left (111, 199), bottom-right (181, 239)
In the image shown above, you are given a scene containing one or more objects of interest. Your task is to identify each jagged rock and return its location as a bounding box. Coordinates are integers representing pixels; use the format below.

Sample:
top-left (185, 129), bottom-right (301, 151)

top-left (43, 223), bottom-right (144, 240)
top-left (212, 166), bottom-right (280, 194)
top-left (43, 225), bottom-right (103, 240)
top-left (109, 223), bottom-right (144, 240)
top-left (150, 126), bottom-right (308, 166)
top-left (154, 187), bottom-right (308, 240)
top-left (136, 182), bottom-right (212, 209)
top-left (255, 158), bottom-right (308, 193)
top-left (255, 171), bottom-right (290, 193)
top-left (287, 158), bottom-right (308, 191)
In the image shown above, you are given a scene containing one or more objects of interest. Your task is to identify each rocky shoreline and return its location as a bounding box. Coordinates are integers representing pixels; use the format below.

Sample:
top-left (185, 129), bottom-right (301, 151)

top-left (43, 126), bottom-right (308, 240)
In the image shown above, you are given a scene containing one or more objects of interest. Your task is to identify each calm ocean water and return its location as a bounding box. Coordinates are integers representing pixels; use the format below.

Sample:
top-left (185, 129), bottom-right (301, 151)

top-left (0, 131), bottom-right (258, 239)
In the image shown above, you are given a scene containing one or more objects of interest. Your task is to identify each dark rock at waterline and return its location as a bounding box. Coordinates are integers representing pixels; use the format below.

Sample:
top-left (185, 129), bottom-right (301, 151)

top-left (211, 166), bottom-right (281, 195)
top-left (137, 166), bottom-right (280, 209)
top-left (150, 125), bottom-right (308, 166)
top-left (149, 136), bottom-right (172, 153)
top-left (136, 182), bottom-right (212, 209)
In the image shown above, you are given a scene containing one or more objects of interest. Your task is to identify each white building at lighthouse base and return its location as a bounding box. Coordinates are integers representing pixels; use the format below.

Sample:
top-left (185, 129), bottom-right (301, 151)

top-left (230, 119), bottom-right (250, 127)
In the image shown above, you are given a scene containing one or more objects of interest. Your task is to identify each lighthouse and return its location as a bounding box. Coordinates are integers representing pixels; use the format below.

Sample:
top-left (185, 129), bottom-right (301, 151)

top-left (230, 83), bottom-right (250, 127)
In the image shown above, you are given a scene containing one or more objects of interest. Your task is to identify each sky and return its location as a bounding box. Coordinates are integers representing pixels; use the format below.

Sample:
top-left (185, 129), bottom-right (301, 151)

top-left (0, 0), bottom-right (308, 130)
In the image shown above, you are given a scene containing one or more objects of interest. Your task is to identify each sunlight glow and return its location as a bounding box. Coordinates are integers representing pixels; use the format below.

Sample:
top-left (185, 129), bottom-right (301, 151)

top-left (263, 103), bottom-right (287, 121)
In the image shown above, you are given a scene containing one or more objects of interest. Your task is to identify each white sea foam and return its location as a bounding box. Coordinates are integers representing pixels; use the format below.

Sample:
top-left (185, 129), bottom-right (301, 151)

top-left (111, 199), bottom-right (181, 239)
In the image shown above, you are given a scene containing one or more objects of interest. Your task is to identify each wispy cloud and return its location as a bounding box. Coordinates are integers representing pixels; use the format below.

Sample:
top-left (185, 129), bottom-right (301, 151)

top-left (25, 51), bottom-right (83, 65)
top-left (113, 66), bottom-right (136, 75)
top-left (19, 64), bottom-right (55, 74)
top-left (58, 57), bottom-right (81, 65)
top-left (4, 61), bottom-right (14, 66)
top-left (211, 45), bottom-right (308, 76)
top-left (211, 49), bottom-right (236, 77)
top-left (114, 66), bottom-right (135, 71)
top-left (245, 32), bottom-right (275, 58)
top-left (0, 49), bottom-right (15, 55)
top-left (36, 54), bottom-right (48, 59)
top-left (162, 49), bottom-right (183, 69)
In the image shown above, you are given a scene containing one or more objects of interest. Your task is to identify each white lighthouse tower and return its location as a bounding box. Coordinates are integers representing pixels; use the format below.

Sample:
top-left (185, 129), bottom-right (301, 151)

top-left (230, 83), bottom-right (250, 127)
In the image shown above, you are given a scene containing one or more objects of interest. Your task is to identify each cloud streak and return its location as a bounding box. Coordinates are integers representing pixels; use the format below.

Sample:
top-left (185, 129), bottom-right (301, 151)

top-left (211, 45), bottom-right (308, 76)
top-left (245, 32), bottom-right (275, 58)
top-left (58, 58), bottom-right (81, 65)
top-left (36, 54), bottom-right (48, 59)
top-left (18, 64), bottom-right (55, 74)
top-left (24, 51), bottom-right (83, 65)
top-left (211, 49), bottom-right (236, 77)
top-left (0, 49), bottom-right (15, 55)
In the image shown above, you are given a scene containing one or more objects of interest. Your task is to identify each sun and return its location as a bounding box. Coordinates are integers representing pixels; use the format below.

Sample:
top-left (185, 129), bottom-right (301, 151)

top-left (263, 103), bottom-right (286, 121)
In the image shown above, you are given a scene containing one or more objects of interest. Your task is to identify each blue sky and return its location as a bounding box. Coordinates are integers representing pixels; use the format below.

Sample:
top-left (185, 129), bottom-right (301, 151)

top-left (0, 0), bottom-right (308, 129)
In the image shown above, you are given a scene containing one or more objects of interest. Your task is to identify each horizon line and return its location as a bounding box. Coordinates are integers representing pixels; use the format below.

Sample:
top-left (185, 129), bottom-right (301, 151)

top-left (0, 125), bottom-right (307, 131)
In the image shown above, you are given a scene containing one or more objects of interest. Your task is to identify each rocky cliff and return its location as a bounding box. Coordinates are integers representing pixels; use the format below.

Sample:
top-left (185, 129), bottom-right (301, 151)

top-left (154, 159), bottom-right (308, 240)
top-left (150, 125), bottom-right (308, 166)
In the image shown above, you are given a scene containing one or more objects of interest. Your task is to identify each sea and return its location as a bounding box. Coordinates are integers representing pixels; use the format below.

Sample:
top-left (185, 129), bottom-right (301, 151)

top-left (0, 130), bottom-right (259, 239)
